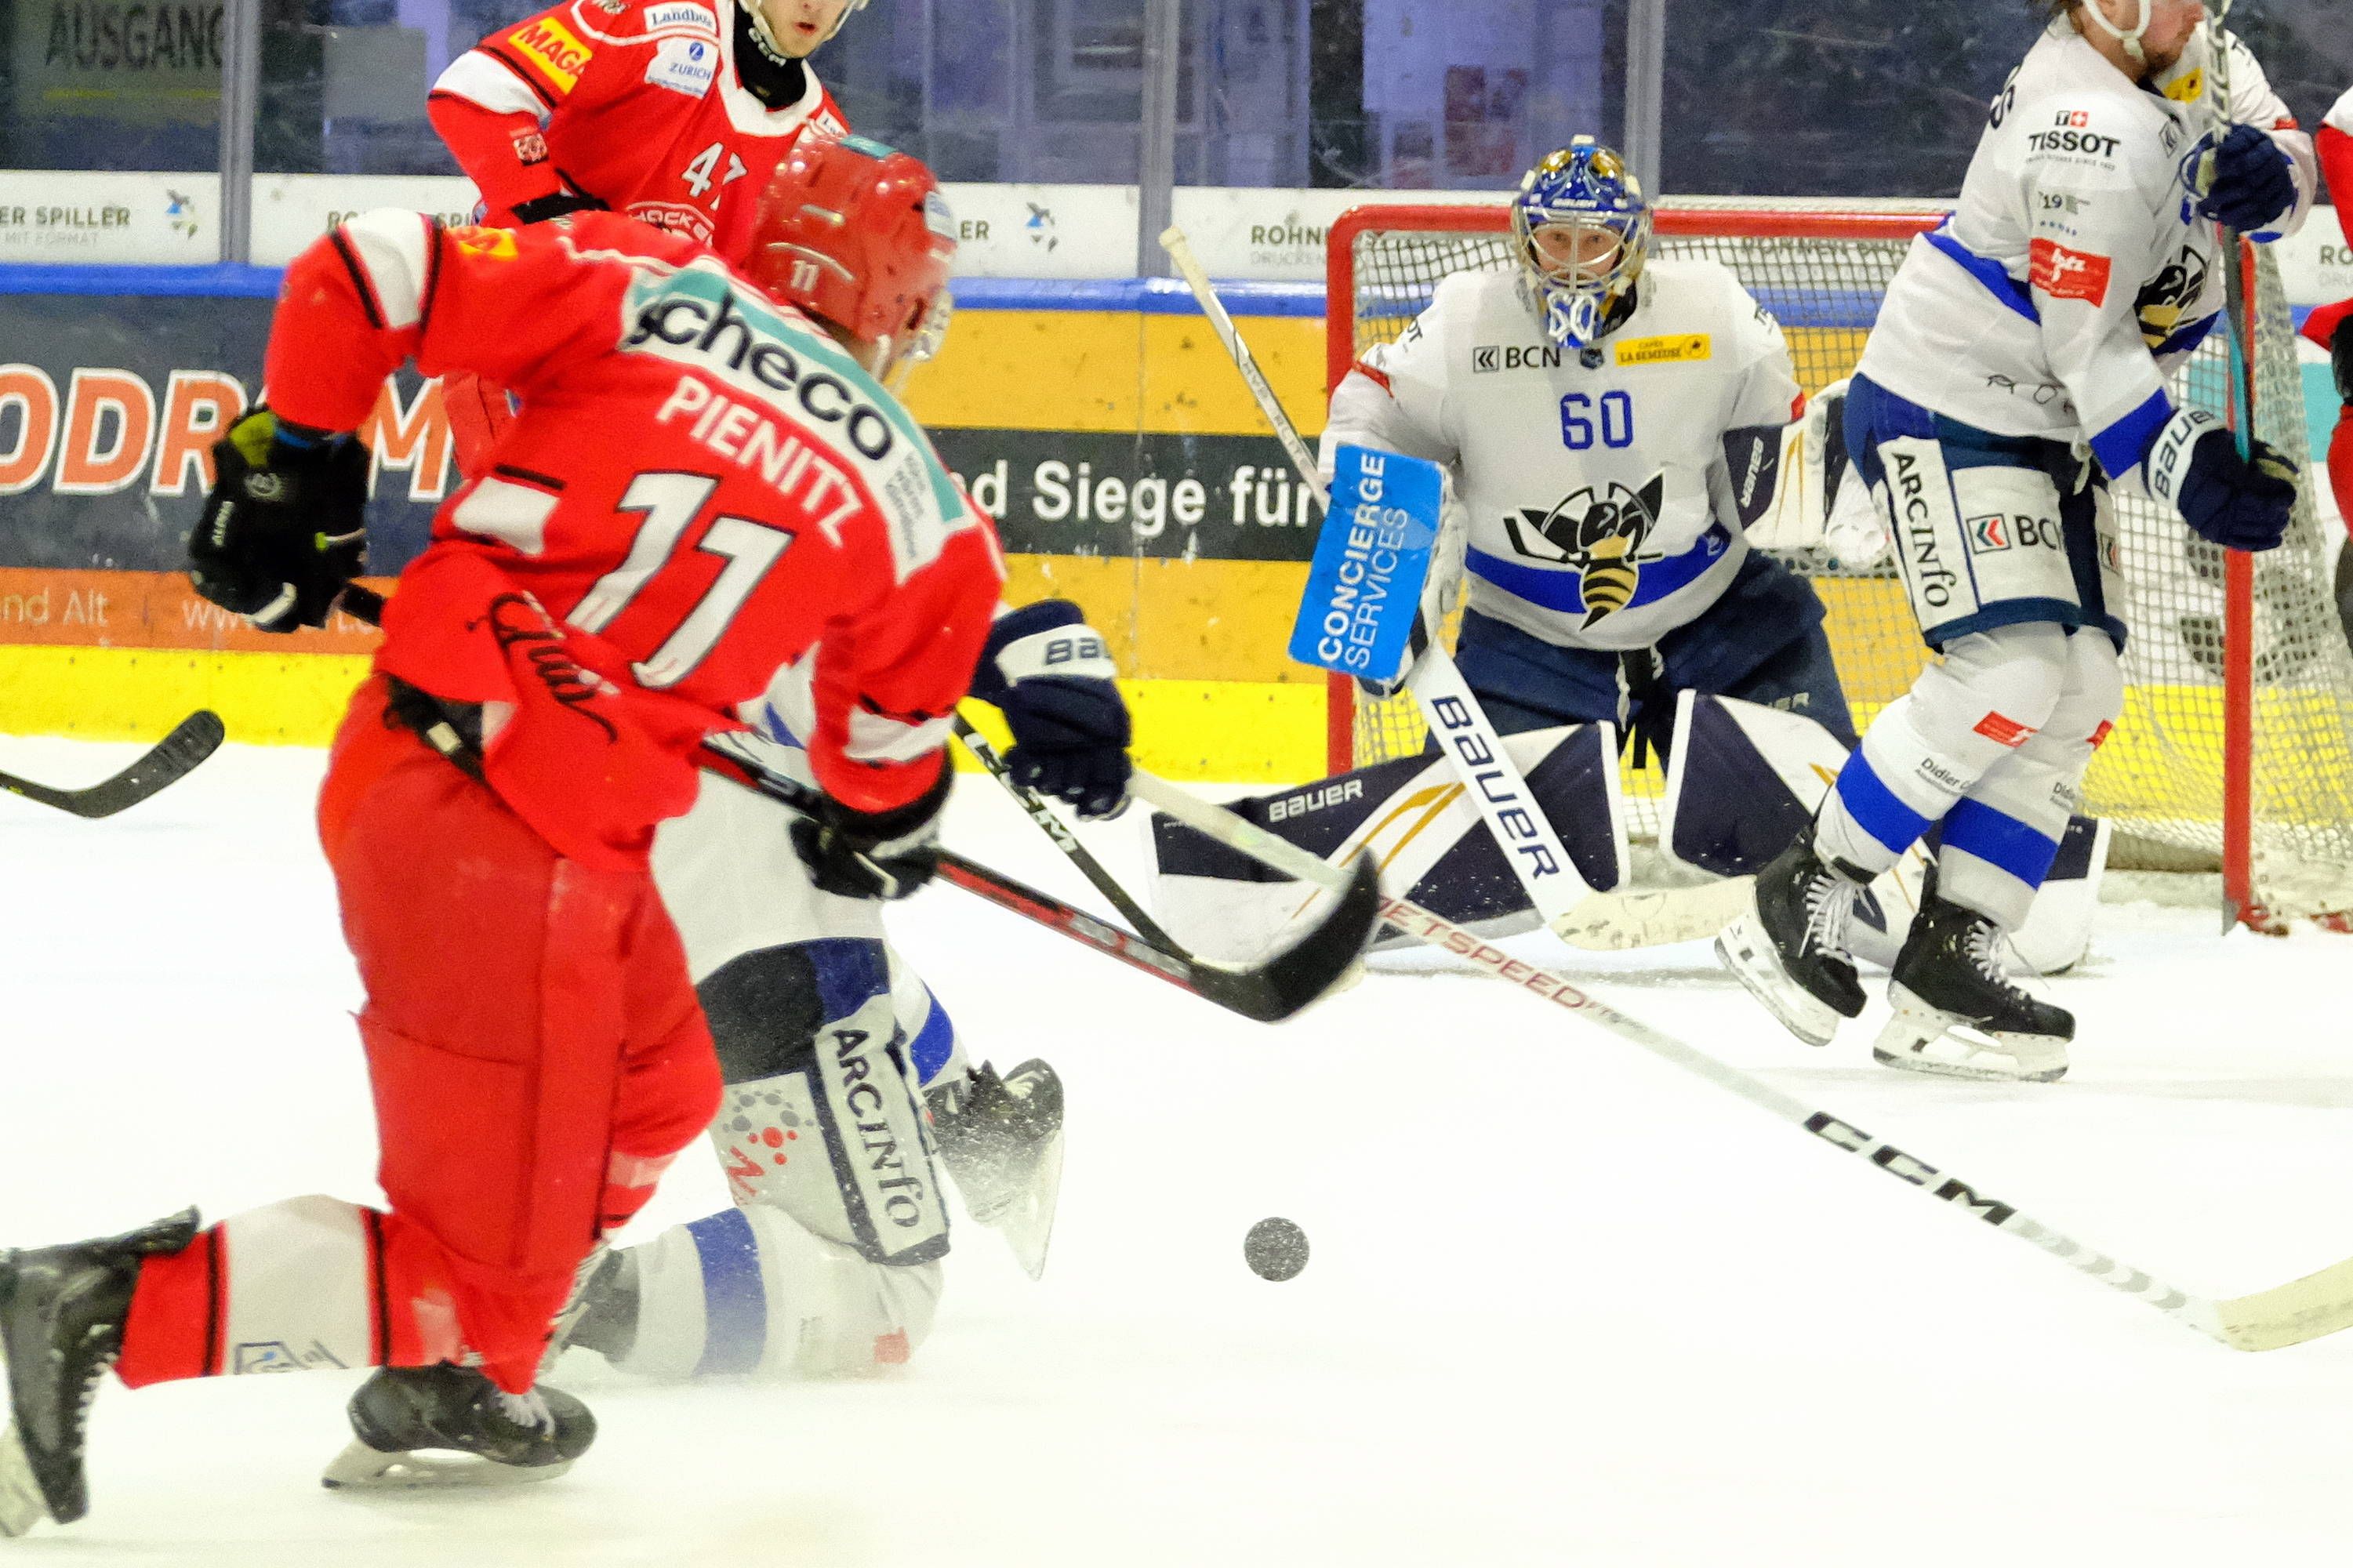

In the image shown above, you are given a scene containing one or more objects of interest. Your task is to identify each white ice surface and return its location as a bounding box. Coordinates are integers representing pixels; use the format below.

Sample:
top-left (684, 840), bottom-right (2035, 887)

top-left (4, 735), bottom-right (2353, 1566)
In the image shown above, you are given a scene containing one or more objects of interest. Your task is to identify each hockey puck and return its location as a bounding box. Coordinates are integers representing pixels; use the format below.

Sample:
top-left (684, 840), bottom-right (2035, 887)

top-left (1244, 1217), bottom-right (1309, 1281)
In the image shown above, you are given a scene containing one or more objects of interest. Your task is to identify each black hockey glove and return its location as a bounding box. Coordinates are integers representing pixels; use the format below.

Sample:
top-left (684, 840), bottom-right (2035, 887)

top-left (970, 600), bottom-right (1132, 820)
top-left (2194, 124), bottom-right (2297, 234)
top-left (2332, 317), bottom-right (2353, 408)
top-left (789, 765), bottom-right (953, 901)
top-left (510, 191), bottom-right (608, 224)
top-left (188, 408), bottom-right (369, 633)
top-left (2147, 408), bottom-right (2297, 554)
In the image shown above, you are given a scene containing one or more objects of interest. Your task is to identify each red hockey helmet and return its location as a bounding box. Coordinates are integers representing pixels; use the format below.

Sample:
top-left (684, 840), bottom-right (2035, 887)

top-left (744, 133), bottom-right (957, 372)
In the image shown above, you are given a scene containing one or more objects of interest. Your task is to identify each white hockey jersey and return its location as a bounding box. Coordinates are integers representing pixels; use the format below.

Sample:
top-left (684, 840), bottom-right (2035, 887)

top-left (1320, 260), bottom-right (1801, 654)
top-left (1856, 23), bottom-right (2314, 490)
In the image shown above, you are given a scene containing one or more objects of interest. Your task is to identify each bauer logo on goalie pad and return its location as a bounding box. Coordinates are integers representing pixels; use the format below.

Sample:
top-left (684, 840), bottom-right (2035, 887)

top-left (1288, 445), bottom-right (1440, 681)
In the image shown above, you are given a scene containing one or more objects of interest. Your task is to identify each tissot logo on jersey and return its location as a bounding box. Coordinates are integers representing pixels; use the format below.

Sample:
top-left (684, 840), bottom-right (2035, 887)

top-left (2028, 238), bottom-right (2111, 306)
top-left (2024, 126), bottom-right (2122, 158)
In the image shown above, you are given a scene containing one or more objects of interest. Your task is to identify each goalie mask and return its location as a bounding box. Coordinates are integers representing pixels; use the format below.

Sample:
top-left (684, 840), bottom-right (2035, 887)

top-left (1512, 138), bottom-right (1651, 351)
top-left (745, 133), bottom-right (957, 384)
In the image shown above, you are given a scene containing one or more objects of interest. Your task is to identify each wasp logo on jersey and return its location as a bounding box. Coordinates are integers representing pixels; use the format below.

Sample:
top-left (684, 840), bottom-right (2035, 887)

top-left (1504, 473), bottom-right (1669, 626)
top-left (2133, 244), bottom-right (2211, 350)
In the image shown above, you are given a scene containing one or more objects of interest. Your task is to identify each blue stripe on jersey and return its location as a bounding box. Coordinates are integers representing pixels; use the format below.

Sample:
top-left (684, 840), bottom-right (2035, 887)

top-left (1941, 799), bottom-right (2063, 889)
top-left (2091, 389), bottom-right (2173, 481)
top-left (688, 1208), bottom-right (768, 1377)
top-left (1923, 221), bottom-right (2039, 324)
top-left (2148, 314), bottom-right (2218, 361)
top-left (906, 988), bottom-right (957, 1086)
top-left (1466, 522), bottom-right (1731, 617)
top-left (1834, 753), bottom-right (1935, 856)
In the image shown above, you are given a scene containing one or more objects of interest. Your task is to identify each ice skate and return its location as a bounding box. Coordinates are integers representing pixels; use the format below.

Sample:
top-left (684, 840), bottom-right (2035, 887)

top-left (928, 1059), bottom-right (1066, 1279)
top-left (1716, 839), bottom-right (1868, 1047)
top-left (1873, 889), bottom-right (2073, 1083)
top-left (322, 1362), bottom-right (596, 1491)
top-left (539, 1244), bottom-right (640, 1374)
top-left (0, 1209), bottom-right (200, 1536)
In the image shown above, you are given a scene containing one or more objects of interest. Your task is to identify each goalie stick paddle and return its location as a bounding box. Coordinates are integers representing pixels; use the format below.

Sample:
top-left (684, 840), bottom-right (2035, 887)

top-left (340, 585), bottom-right (1380, 1021)
top-left (1129, 768), bottom-right (2353, 1352)
top-left (0, 710), bottom-right (225, 819)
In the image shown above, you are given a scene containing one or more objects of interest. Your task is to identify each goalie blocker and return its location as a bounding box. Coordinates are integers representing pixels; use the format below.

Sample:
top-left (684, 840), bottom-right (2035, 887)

top-left (1150, 691), bottom-right (2104, 971)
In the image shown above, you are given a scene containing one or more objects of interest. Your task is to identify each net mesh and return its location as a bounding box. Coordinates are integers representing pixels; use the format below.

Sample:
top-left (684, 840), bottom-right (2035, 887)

top-left (1334, 204), bottom-right (2353, 920)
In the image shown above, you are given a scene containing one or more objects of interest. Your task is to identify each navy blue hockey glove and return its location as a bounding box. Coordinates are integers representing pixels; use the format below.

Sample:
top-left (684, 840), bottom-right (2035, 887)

top-left (188, 408), bottom-right (369, 633)
top-left (2147, 408), bottom-right (2297, 553)
top-left (789, 764), bottom-right (952, 901)
top-left (970, 600), bottom-right (1132, 820)
top-left (2194, 124), bottom-right (2297, 234)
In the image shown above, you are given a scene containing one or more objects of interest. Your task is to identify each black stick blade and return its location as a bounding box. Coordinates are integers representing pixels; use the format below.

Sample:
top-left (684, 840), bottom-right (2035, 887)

top-left (1193, 849), bottom-right (1381, 1022)
top-left (0, 710), bottom-right (227, 818)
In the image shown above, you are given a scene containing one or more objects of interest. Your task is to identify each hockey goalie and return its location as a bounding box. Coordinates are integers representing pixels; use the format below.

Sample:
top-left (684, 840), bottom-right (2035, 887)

top-left (1148, 138), bottom-right (2106, 989)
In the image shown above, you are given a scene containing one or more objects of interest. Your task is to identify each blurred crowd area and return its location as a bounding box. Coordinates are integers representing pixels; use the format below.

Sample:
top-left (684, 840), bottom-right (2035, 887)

top-left (3, 0), bottom-right (2350, 196)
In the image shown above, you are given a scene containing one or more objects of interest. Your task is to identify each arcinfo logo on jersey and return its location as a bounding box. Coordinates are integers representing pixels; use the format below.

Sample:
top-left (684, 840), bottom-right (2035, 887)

top-left (2029, 238), bottom-right (2112, 305)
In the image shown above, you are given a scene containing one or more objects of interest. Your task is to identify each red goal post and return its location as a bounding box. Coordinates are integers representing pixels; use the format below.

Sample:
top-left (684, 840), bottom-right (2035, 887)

top-left (1316, 200), bottom-right (2353, 929)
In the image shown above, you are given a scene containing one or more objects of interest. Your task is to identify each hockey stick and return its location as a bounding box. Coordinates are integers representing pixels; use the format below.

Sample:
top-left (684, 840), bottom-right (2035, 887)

top-left (0, 710), bottom-right (226, 819)
top-left (950, 715), bottom-right (1188, 953)
top-left (701, 738), bottom-right (1379, 1024)
top-left (1158, 224), bottom-right (1741, 950)
top-left (336, 586), bottom-right (1378, 1022)
top-left (1130, 767), bottom-right (2353, 1352)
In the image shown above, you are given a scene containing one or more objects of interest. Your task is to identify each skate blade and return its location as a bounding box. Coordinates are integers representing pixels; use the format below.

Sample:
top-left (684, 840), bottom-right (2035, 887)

top-left (0, 1425), bottom-right (49, 1537)
top-left (321, 1439), bottom-right (574, 1492)
top-left (995, 1129), bottom-right (1066, 1282)
top-left (1872, 1008), bottom-right (2068, 1084)
top-left (1715, 916), bottom-right (1839, 1047)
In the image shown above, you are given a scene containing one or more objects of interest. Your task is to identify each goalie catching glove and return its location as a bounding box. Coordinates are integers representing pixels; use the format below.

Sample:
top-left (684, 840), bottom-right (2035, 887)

top-left (188, 408), bottom-right (369, 631)
top-left (789, 762), bottom-right (953, 901)
top-left (969, 600), bottom-right (1132, 819)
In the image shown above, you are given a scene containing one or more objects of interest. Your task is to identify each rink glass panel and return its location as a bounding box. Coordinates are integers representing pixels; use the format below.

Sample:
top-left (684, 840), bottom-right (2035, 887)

top-left (1327, 203), bottom-right (2353, 920)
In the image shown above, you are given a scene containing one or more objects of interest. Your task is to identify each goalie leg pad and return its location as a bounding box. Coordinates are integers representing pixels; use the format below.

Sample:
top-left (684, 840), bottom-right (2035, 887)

top-left (1149, 721), bottom-right (1625, 962)
top-left (1658, 550), bottom-right (1858, 748)
top-left (608, 1207), bottom-right (942, 1381)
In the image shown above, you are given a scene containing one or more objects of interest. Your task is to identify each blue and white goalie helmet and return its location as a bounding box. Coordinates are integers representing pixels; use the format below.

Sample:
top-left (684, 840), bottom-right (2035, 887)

top-left (1512, 138), bottom-right (1651, 350)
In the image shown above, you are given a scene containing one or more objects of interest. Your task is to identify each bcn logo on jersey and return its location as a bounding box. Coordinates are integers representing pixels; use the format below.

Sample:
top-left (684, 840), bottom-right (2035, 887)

top-left (1472, 344), bottom-right (1563, 374)
top-left (1965, 512), bottom-right (2060, 555)
top-left (2028, 238), bottom-right (2111, 306)
top-left (1614, 333), bottom-right (1712, 368)
top-left (507, 16), bottom-right (595, 92)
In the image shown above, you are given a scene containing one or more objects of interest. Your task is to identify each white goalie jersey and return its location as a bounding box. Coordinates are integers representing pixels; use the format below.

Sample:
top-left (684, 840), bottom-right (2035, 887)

top-left (1320, 260), bottom-right (1803, 655)
top-left (1856, 22), bottom-right (2314, 492)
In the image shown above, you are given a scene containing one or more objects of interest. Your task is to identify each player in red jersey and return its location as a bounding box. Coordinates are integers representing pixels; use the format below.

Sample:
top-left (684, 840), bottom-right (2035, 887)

top-left (428, 0), bottom-right (856, 252)
top-left (0, 140), bottom-right (1001, 1534)
top-left (430, 0), bottom-right (862, 477)
top-left (2300, 93), bottom-right (2353, 546)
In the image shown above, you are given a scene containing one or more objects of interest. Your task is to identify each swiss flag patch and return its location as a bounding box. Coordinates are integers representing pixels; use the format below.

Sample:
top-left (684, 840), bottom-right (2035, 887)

top-left (1974, 711), bottom-right (2035, 748)
top-left (2029, 238), bottom-right (2112, 306)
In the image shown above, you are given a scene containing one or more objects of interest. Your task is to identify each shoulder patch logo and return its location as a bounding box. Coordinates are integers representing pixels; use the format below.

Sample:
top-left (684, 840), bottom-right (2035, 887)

top-left (448, 225), bottom-right (519, 260)
top-left (507, 15), bottom-right (595, 93)
top-left (2028, 238), bottom-right (2112, 306)
top-left (1614, 333), bottom-right (1711, 368)
top-left (2163, 67), bottom-right (2204, 104)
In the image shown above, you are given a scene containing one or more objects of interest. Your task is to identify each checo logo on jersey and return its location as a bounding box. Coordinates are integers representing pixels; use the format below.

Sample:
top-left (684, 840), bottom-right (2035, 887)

top-left (1504, 472), bottom-right (1668, 627)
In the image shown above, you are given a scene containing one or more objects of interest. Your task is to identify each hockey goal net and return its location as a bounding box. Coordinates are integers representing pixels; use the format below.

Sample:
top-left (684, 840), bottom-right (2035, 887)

top-left (1324, 201), bottom-right (2353, 927)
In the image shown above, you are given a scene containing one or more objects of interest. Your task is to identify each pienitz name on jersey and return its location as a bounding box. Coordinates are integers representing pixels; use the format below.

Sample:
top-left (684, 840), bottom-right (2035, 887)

top-left (620, 264), bottom-right (968, 571)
